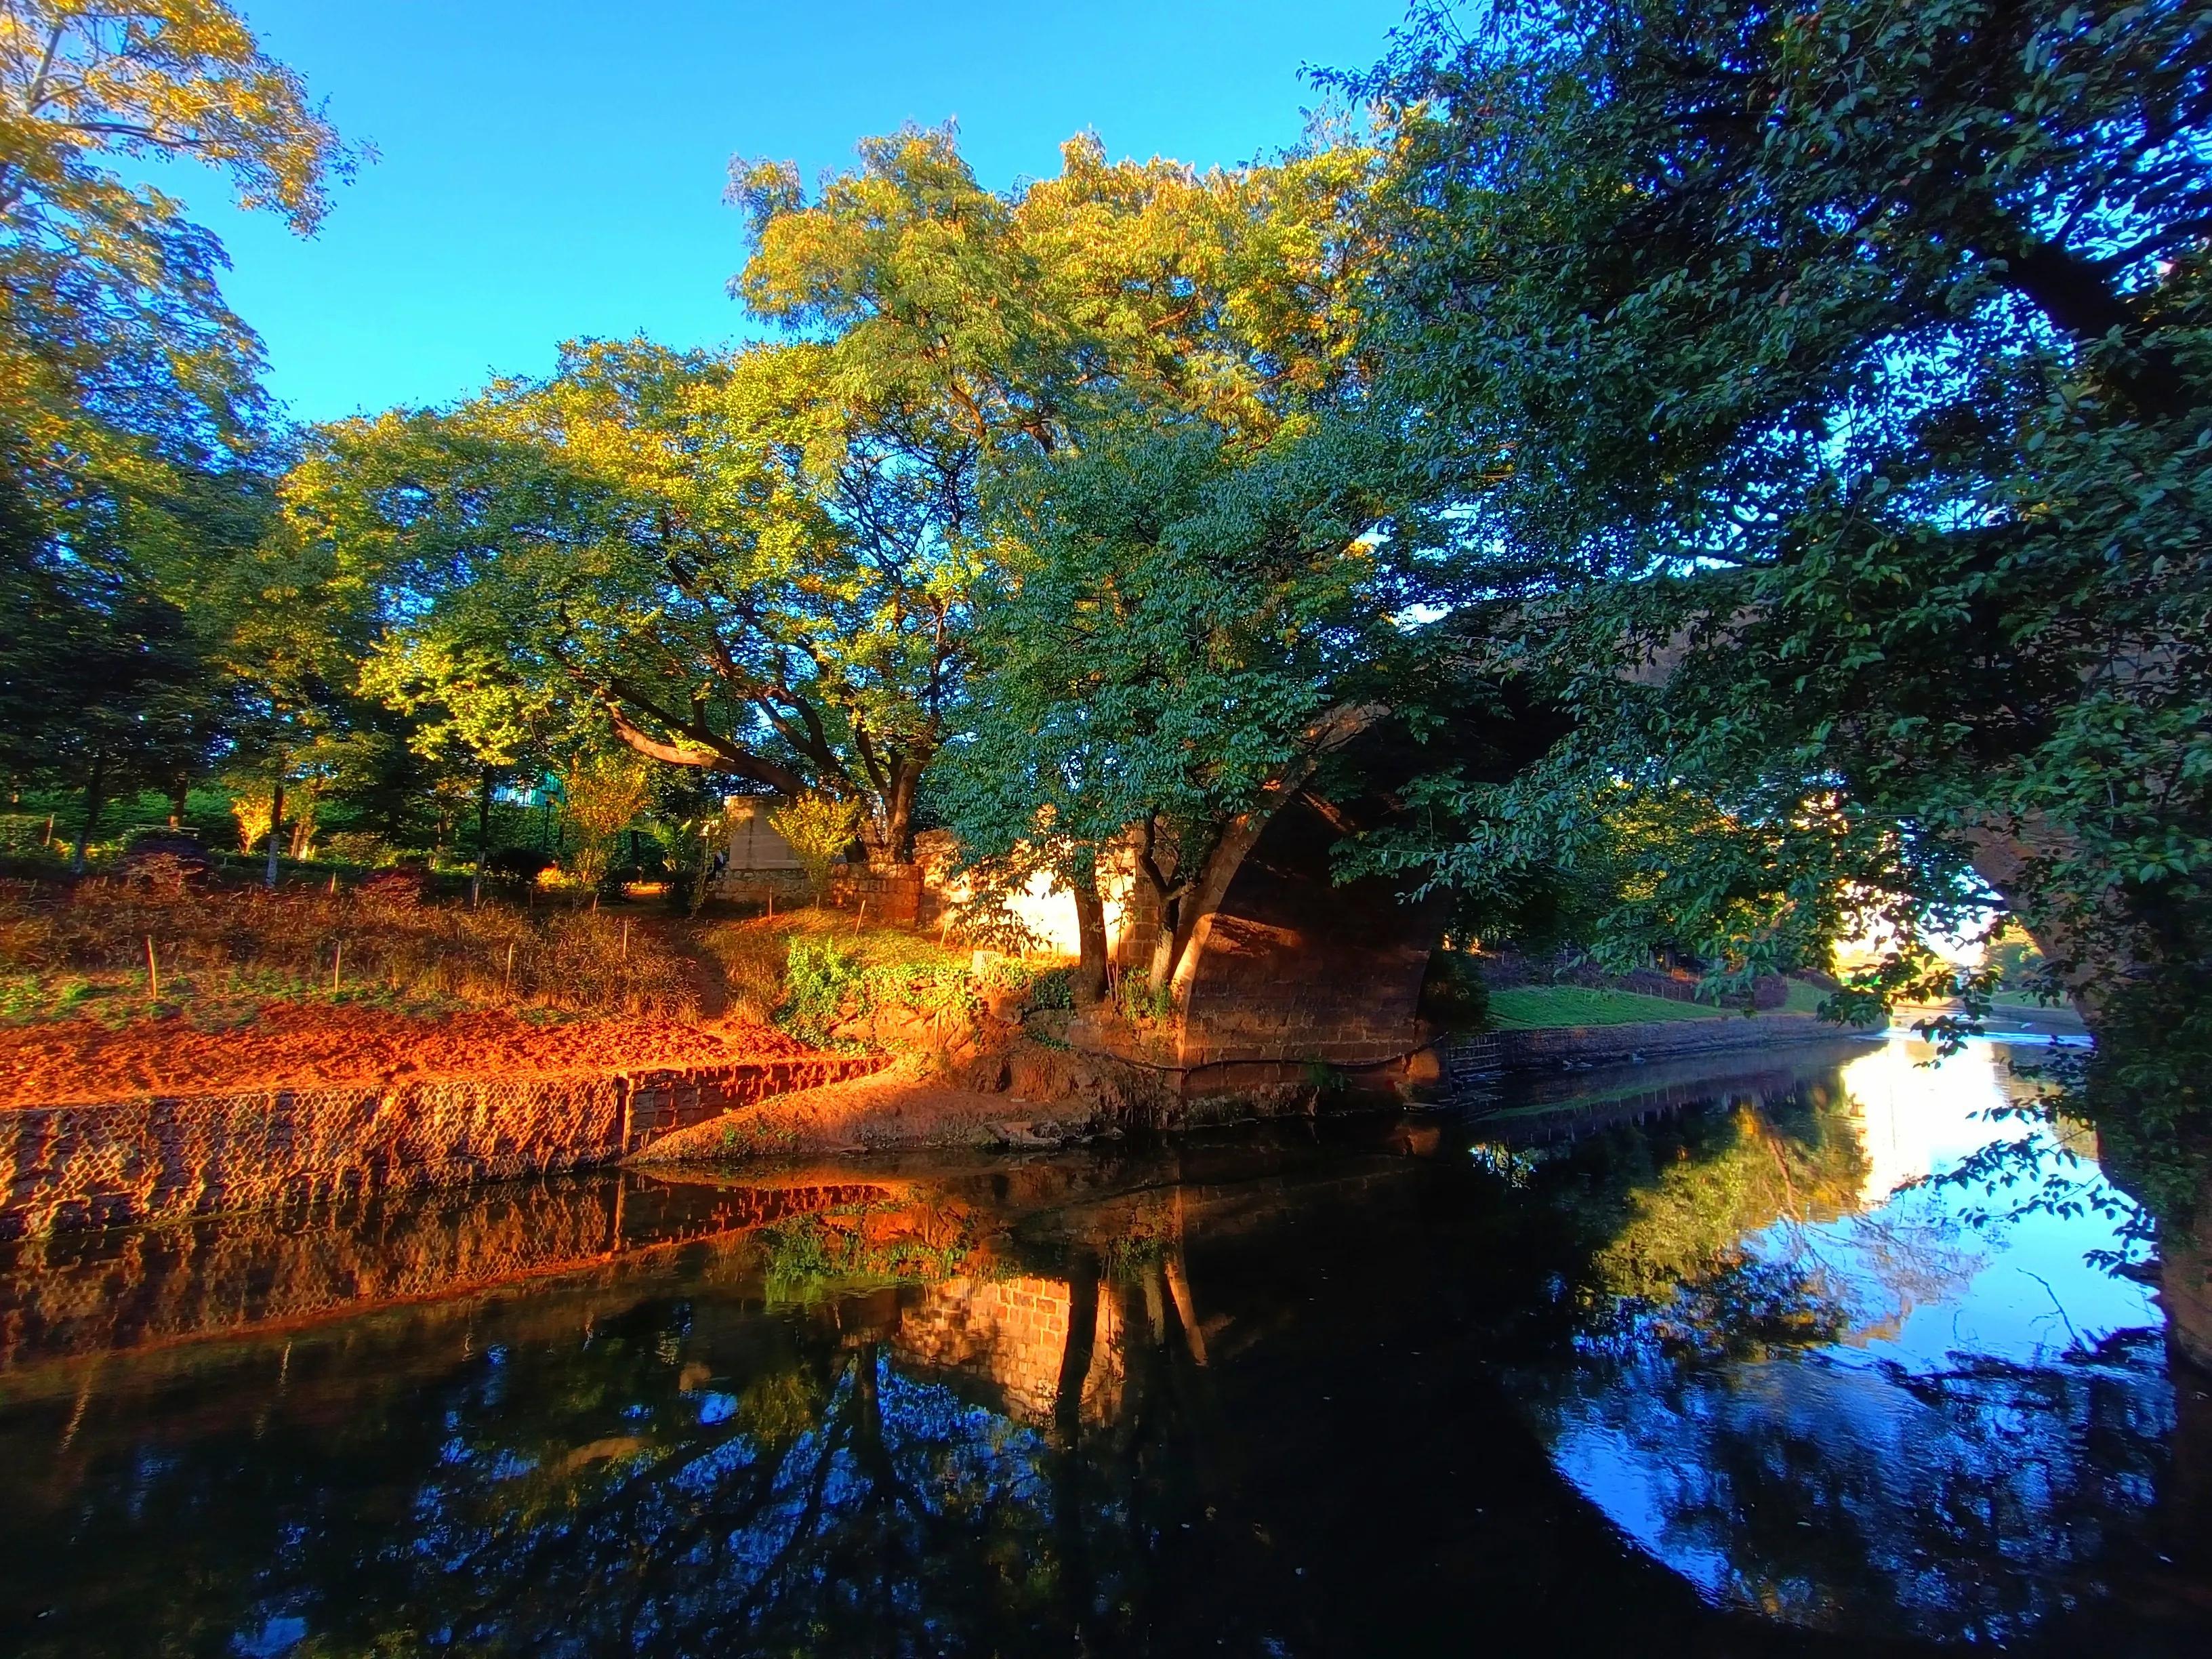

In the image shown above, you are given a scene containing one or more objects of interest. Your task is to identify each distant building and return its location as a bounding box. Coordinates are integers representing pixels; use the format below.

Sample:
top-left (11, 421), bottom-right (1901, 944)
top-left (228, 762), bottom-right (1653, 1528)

top-left (725, 796), bottom-right (802, 872)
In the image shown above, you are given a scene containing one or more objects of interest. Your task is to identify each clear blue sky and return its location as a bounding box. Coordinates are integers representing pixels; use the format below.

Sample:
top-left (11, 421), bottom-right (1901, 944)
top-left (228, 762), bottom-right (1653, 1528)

top-left (155, 1), bottom-right (1412, 424)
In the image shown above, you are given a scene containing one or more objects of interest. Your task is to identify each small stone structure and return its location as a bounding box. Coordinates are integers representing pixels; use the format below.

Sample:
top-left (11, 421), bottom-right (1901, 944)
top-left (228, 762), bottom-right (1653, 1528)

top-left (0, 1054), bottom-right (882, 1241)
top-left (724, 797), bottom-right (802, 873)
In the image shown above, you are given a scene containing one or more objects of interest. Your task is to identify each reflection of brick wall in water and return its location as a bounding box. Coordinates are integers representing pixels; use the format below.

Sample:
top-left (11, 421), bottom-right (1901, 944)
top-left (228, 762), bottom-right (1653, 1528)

top-left (0, 1057), bottom-right (878, 1241)
top-left (0, 1176), bottom-right (893, 1373)
top-left (893, 1275), bottom-right (1123, 1425)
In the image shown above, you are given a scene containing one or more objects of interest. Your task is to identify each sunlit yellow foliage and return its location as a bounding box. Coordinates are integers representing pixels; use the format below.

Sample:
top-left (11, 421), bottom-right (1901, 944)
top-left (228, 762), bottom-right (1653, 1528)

top-left (0, 0), bottom-right (356, 558)
top-left (733, 124), bottom-right (1376, 451)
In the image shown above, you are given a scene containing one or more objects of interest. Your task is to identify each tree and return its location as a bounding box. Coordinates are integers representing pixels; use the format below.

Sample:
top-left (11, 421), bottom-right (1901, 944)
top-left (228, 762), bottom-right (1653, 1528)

top-left (0, 0), bottom-right (354, 504)
top-left (0, 1), bottom-right (357, 872)
top-left (291, 339), bottom-right (975, 865)
top-left (731, 123), bottom-right (1379, 455)
top-left (556, 748), bottom-right (651, 891)
top-left (311, 128), bottom-right (1378, 871)
top-left (1347, 0), bottom-right (2212, 1067)
top-left (0, 459), bottom-right (225, 867)
top-left (938, 413), bottom-right (1416, 997)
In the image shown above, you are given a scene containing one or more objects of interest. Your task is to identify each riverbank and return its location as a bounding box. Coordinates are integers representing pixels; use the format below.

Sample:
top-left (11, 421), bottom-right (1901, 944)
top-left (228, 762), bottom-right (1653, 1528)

top-left (1485, 1009), bottom-right (1879, 1073)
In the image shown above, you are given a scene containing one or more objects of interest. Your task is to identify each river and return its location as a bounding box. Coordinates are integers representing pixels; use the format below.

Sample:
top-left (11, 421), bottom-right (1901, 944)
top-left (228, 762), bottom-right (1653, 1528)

top-left (0, 1032), bottom-right (2205, 1656)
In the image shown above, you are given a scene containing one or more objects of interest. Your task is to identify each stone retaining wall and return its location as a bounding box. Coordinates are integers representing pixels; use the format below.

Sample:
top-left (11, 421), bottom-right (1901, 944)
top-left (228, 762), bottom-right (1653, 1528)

top-left (1488, 1012), bottom-right (1861, 1073)
top-left (0, 1055), bottom-right (882, 1241)
top-left (827, 864), bottom-right (928, 927)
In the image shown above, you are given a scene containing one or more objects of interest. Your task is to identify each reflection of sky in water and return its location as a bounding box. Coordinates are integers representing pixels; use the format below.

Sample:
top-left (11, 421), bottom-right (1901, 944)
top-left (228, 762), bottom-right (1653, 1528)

top-left (1526, 1037), bottom-right (2175, 1643)
top-left (1809, 1037), bottom-right (2157, 1369)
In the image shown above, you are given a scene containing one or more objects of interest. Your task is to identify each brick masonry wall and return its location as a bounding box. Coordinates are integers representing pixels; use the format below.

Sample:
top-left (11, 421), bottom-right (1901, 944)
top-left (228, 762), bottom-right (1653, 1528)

top-left (827, 865), bottom-right (926, 927)
top-left (1175, 794), bottom-right (1445, 1070)
top-left (2169, 1194), bottom-right (2212, 1377)
top-left (1487, 1013), bottom-right (1859, 1073)
top-left (0, 1056), bottom-right (882, 1242)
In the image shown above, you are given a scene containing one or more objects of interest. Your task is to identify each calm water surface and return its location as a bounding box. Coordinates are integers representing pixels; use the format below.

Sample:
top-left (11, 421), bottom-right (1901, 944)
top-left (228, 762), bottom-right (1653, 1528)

top-left (1, 1033), bottom-right (2207, 1656)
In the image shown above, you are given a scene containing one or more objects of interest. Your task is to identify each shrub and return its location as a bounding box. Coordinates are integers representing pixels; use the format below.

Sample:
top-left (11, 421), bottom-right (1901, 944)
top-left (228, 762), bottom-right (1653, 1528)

top-left (321, 831), bottom-right (393, 867)
top-left (781, 937), bottom-right (862, 1044)
top-left (768, 794), bottom-right (862, 899)
top-left (558, 753), bottom-right (653, 890)
top-left (1114, 975), bottom-right (1174, 1025)
top-left (1025, 965), bottom-right (1076, 1010)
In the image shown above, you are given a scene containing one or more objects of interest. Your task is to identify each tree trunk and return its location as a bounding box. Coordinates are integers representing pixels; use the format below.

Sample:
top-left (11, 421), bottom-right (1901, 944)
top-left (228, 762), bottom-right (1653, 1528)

top-left (264, 766), bottom-right (286, 891)
top-left (167, 773), bottom-right (188, 829)
top-left (70, 755), bottom-right (106, 876)
top-left (471, 765), bottom-right (495, 907)
top-left (288, 792), bottom-right (316, 861)
top-left (1071, 855), bottom-right (1109, 1006)
top-left (1146, 894), bottom-right (1182, 998)
top-left (1054, 1252), bottom-right (1101, 1443)
top-left (883, 766), bottom-right (919, 866)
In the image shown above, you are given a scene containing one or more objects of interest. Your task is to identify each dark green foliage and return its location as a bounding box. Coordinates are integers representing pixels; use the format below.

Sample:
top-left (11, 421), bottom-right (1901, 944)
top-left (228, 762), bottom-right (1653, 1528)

top-left (1341, 1), bottom-right (2212, 1059)
top-left (1418, 946), bottom-right (1492, 1033)
top-left (1024, 964), bottom-right (1076, 1011)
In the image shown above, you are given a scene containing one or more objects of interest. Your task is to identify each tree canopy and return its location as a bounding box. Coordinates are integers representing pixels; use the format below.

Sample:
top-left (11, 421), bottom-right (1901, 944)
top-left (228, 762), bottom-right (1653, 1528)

top-left (1340, 0), bottom-right (2212, 1021)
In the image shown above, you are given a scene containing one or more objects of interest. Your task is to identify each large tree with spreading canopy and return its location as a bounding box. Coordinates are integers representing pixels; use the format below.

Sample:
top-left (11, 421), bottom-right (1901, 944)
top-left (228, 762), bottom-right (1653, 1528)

top-left (1340, 0), bottom-right (2211, 1086)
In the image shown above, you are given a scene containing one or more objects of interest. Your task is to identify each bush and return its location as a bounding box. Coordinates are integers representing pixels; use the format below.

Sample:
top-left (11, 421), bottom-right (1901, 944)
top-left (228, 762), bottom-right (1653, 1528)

top-left (321, 831), bottom-right (394, 867)
top-left (781, 937), bottom-right (863, 1044)
top-left (1025, 964), bottom-right (1076, 1010)
top-left (768, 794), bottom-right (862, 897)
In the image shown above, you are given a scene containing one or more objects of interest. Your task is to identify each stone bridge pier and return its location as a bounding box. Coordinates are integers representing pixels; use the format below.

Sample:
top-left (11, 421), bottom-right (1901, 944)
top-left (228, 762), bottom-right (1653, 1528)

top-left (1147, 787), bottom-right (1447, 1097)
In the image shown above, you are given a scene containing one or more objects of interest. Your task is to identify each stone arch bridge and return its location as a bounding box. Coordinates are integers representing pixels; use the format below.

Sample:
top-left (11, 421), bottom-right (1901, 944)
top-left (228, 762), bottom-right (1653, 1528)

top-left (1067, 699), bottom-right (1568, 1101)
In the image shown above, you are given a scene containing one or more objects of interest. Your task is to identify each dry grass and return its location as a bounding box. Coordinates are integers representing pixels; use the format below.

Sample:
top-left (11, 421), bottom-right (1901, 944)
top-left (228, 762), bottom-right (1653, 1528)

top-left (0, 878), bottom-right (697, 1027)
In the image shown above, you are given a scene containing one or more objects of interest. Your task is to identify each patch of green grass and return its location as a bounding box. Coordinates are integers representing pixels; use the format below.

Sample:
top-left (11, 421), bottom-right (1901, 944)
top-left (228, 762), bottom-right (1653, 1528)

top-left (1485, 985), bottom-right (1734, 1030)
top-left (1781, 979), bottom-right (1829, 1015)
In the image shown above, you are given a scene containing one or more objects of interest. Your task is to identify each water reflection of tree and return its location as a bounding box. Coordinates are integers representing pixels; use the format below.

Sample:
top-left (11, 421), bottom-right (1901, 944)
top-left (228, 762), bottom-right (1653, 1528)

top-left (1525, 1089), bottom-right (1874, 1363)
top-left (3, 1202), bottom-right (1240, 1656)
top-left (1499, 1079), bottom-right (2182, 1645)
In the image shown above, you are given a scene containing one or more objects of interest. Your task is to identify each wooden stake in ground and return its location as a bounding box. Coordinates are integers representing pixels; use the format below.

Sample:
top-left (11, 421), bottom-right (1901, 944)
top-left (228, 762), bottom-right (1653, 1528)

top-left (43, 815), bottom-right (53, 846)
top-left (332, 940), bottom-right (343, 994)
top-left (144, 935), bottom-right (159, 1002)
top-left (766, 890), bottom-right (775, 920)
top-left (621, 918), bottom-right (630, 962)
top-left (855, 899), bottom-right (866, 935)
top-left (328, 872), bottom-right (338, 895)
top-left (505, 940), bottom-right (516, 995)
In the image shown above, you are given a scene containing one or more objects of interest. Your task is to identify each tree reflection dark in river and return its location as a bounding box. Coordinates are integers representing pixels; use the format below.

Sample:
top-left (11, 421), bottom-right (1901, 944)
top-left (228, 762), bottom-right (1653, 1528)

top-left (0, 1035), bottom-right (2206, 1656)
